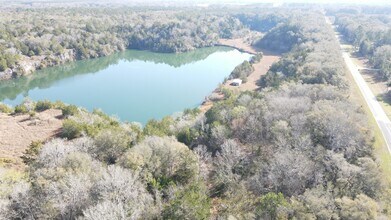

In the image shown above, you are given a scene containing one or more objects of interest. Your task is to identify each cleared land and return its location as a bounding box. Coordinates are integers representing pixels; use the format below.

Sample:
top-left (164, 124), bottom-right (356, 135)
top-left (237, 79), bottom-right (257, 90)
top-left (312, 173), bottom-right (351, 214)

top-left (223, 52), bottom-right (280, 92)
top-left (200, 38), bottom-right (281, 112)
top-left (0, 109), bottom-right (63, 169)
top-left (218, 38), bottom-right (281, 91)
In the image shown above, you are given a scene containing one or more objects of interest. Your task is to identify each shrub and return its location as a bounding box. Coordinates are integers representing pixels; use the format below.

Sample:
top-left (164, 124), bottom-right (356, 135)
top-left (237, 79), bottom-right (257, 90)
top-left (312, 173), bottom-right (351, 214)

top-left (250, 53), bottom-right (263, 64)
top-left (61, 119), bottom-right (83, 139)
top-left (0, 167), bottom-right (25, 198)
top-left (34, 100), bottom-right (53, 112)
top-left (0, 58), bottom-right (7, 71)
top-left (221, 88), bottom-right (234, 98)
top-left (83, 166), bottom-right (154, 219)
top-left (93, 128), bottom-right (134, 164)
top-left (53, 100), bottom-right (66, 109)
top-left (335, 194), bottom-right (379, 220)
top-left (177, 127), bottom-right (198, 146)
top-left (183, 108), bottom-right (201, 117)
top-left (0, 157), bottom-right (15, 166)
top-left (256, 192), bottom-right (290, 219)
top-left (92, 109), bottom-right (120, 127)
top-left (209, 93), bottom-right (223, 102)
top-left (229, 60), bottom-right (254, 81)
top-left (14, 104), bottom-right (29, 114)
top-left (29, 111), bottom-right (36, 118)
top-left (61, 105), bottom-right (79, 118)
top-left (143, 117), bottom-right (174, 137)
top-left (119, 136), bottom-right (199, 185)
top-left (163, 181), bottom-right (211, 220)
top-left (0, 103), bottom-right (12, 114)
top-left (21, 141), bottom-right (43, 165)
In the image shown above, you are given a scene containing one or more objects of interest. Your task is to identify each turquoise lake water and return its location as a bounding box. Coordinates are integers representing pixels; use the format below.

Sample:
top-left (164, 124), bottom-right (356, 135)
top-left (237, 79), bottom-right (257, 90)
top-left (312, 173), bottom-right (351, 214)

top-left (0, 47), bottom-right (251, 124)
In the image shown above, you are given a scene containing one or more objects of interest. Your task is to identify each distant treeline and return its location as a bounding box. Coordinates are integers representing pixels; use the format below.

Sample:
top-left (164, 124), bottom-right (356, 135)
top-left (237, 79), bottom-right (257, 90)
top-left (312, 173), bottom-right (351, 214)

top-left (0, 7), bottom-right (294, 80)
top-left (333, 11), bottom-right (391, 81)
top-left (260, 12), bottom-right (346, 87)
top-left (0, 8), bottom-right (249, 78)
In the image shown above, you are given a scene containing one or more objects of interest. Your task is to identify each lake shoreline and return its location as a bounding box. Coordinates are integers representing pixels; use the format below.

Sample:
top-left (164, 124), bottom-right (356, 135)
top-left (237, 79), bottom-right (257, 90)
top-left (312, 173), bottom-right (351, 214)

top-left (1, 47), bottom-right (251, 123)
top-left (214, 44), bottom-right (258, 55)
top-left (0, 43), bottom-right (245, 82)
top-left (199, 38), bottom-right (281, 113)
top-left (0, 42), bottom-right (278, 169)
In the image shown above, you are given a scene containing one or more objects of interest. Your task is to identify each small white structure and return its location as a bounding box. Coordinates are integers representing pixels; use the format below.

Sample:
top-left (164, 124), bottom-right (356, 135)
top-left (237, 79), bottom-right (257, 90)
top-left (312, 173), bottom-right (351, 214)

top-left (231, 79), bottom-right (242, 86)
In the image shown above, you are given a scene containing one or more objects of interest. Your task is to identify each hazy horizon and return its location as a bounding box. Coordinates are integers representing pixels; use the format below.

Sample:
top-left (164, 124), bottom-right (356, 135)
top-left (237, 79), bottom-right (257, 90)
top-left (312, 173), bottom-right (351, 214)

top-left (1, 0), bottom-right (390, 6)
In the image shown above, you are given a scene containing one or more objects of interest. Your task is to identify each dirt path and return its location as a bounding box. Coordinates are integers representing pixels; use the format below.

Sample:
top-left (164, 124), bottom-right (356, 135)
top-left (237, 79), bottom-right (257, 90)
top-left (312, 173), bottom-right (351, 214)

top-left (219, 38), bottom-right (281, 91)
top-left (200, 38), bottom-right (281, 112)
top-left (0, 109), bottom-right (63, 169)
top-left (223, 52), bottom-right (280, 92)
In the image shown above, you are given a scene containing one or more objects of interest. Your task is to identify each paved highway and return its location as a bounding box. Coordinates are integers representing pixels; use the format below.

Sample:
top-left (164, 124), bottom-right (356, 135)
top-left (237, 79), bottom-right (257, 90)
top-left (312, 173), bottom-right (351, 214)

top-left (341, 51), bottom-right (391, 154)
top-left (333, 31), bottom-right (391, 155)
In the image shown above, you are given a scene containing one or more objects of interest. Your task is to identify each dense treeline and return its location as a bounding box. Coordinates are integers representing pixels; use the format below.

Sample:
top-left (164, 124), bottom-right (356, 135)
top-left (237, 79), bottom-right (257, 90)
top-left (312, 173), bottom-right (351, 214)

top-left (0, 8), bottom-right (249, 79)
top-left (0, 8), bottom-right (389, 219)
top-left (334, 13), bottom-right (391, 80)
top-left (235, 12), bottom-right (287, 32)
top-left (192, 11), bottom-right (384, 218)
top-left (260, 12), bottom-right (347, 87)
top-left (200, 83), bottom-right (380, 218)
top-left (255, 23), bottom-right (301, 53)
top-left (327, 6), bottom-right (391, 16)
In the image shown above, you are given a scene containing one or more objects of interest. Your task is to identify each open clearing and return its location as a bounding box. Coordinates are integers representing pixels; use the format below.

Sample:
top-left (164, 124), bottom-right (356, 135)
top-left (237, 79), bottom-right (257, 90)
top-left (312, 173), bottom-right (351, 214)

top-left (200, 38), bottom-right (281, 112)
top-left (223, 52), bottom-right (280, 92)
top-left (218, 38), bottom-right (281, 91)
top-left (0, 109), bottom-right (62, 169)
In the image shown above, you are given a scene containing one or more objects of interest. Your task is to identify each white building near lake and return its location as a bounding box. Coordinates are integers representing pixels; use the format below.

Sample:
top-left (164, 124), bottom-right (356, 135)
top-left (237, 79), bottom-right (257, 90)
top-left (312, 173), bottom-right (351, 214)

top-left (231, 79), bottom-right (242, 86)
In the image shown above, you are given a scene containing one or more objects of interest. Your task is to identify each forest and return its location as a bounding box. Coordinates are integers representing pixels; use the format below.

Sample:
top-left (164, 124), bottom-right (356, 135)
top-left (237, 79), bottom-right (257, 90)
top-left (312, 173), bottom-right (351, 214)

top-left (0, 8), bottom-right (249, 79)
top-left (0, 7), bottom-right (290, 81)
top-left (0, 6), bottom-right (390, 219)
top-left (332, 10), bottom-right (391, 82)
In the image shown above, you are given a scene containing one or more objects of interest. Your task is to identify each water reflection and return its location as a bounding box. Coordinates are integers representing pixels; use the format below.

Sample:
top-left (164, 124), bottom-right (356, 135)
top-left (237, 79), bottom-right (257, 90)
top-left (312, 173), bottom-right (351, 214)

top-left (0, 47), bottom-right (230, 101)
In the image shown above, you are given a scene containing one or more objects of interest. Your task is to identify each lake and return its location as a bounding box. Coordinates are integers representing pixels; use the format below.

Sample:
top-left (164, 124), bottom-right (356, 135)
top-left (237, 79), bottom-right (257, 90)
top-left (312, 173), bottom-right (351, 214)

top-left (0, 47), bottom-right (251, 124)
